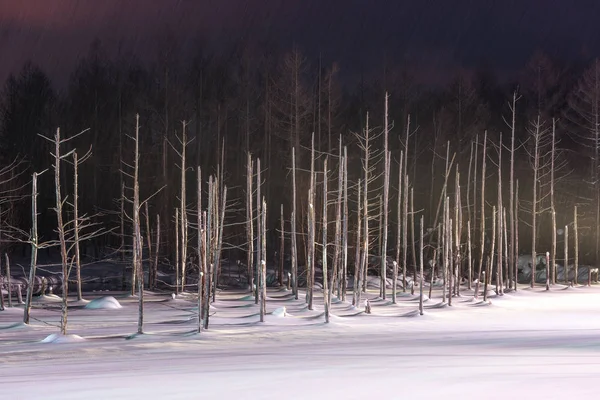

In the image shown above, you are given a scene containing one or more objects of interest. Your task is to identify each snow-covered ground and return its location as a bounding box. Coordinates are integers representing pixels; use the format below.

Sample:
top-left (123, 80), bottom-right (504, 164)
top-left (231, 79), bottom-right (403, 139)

top-left (2, 284), bottom-right (600, 399)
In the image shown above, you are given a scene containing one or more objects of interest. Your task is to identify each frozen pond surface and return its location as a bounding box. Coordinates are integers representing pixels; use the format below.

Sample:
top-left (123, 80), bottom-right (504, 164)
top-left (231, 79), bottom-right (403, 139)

top-left (2, 285), bottom-right (600, 399)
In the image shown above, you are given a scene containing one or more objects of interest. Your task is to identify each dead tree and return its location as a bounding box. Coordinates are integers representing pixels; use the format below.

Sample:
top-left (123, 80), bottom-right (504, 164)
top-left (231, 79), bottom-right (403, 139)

top-left (279, 204), bottom-right (284, 287)
top-left (291, 148), bottom-right (298, 299)
top-left (503, 92), bottom-right (520, 289)
top-left (169, 121), bottom-right (192, 292)
top-left (39, 127), bottom-right (89, 335)
top-left (574, 206), bottom-right (580, 285)
top-left (393, 151), bottom-right (404, 304)
top-left (341, 146), bottom-right (349, 301)
top-left (247, 154), bottom-right (254, 293)
top-left (333, 139), bottom-right (343, 299)
top-left (478, 131), bottom-right (488, 297)
top-left (381, 93), bottom-right (391, 299)
top-left (322, 158), bottom-right (330, 323)
top-left (564, 225), bottom-right (569, 285)
top-left (496, 134), bottom-right (503, 295)
top-left (353, 179), bottom-right (362, 307)
top-left (419, 215), bottom-right (424, 315)
top-left (24, 174), bottom-right (41, 319)
top-left (256, 158), bottom-right (261, 304)
top-left (260, 198), bottom-right (267, 322)
top-left (307, 189), bottom-right (315, 310)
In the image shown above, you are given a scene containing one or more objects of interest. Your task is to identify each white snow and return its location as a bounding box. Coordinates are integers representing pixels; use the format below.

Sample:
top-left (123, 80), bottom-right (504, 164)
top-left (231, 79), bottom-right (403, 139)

top-left (2, 284), bottom-right (600, 399)
top-left (84, 296), bottom-right (122, 309)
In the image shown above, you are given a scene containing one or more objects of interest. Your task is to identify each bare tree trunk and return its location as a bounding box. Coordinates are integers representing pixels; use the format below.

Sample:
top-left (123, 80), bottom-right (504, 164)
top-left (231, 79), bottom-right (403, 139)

top-left (515, 180), bottom-right (520, 291)
top-left (256, 158), bottom-right (261, 304)
top-left (545, 250), bottom-right (550, 290)
top-left (341, 146), bottom-right (349, 301)
top-left (448, 215), bottom-right (453, 306)
top-left (497, 134), bottom-right (503, 295)
top-left (152, 215), bottom-right (160, 290)
top-left (394, 151), bottom-right (404, 303)
top-left (307, 190), bottom-right (315, 310)
top-left (455, 170), bottom-right (461, 297)
top-left (353, 179), bottom-right (362, 307)
top-left (564, 225), bottom-right (569, 285)
top-left (291, 149), bottom-right (298, 299)
top-left (419, 215), bottom-right (424, 315)
top-left (478, 131), bottom-right (487, 296)
top-left (200, 211), bottom-right (207, 330)
top-left (5, 254), bottom-right (12, 307)
top-left (574, 206), bottom-right (579, 285)
top-left (120, 181), bottom-right (126, 286)
top-left (213, 187), bottom-right (227, 303)
top-left (246, 155), bottom-right (254, 293)
top-left (410, 188), bottom-right (417, 295)
top-left (503, 208), bottom-right (508, 292)
top-left (483, 256), bottom-right (490, 302)
top-left (73, 152), bottom-right (83, 301)
top-left (309, 133), bottom-right (315, 305)
top-left (322, 158), bottom-right (330, 323)
top-left (333, 139), bottom-right (343, 298)
top-left (260, 198), bottom-right (267, 322)
top-left (133, 115), bottom-right (144, 335)
top-left (362, 115), bottom-right (370, 296)
top-left (508, 93), bottom-right (518, 290)
top-left (531, 117), bottom-right (541, 289)
top-left (180, 123), bottom-right (188, 292)
top-left (280, 204), bottom-right (284, 287)
top-left (24, 172), bottom-right (39, 323)
top-left (50, 128), bottom-right (69, 335)
top-left (467, 220), bottom-right (472, 292)
top-left (402, 174), bottom-right (408, 292)
top-left (175, 208), bottom-right (179, 295)
top-left (144, 203), bottom-right (152, 290)
top-left (442, 196), bottom-right (448, 303)
top-left (550, 118), bottom-right (556, 285)
top-left (484, 206), bottom-right (496, 302)
top-left (381, 145), bottom-right (391, 299)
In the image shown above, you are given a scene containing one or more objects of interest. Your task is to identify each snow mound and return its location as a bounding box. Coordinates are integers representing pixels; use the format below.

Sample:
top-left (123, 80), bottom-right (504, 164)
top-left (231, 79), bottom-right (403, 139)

top-left (271, 307), bottom-right (288, 317)
top-left (84, 296), bottom-right (122, 310)
top-left (41, 334), bottom-right (85, 344)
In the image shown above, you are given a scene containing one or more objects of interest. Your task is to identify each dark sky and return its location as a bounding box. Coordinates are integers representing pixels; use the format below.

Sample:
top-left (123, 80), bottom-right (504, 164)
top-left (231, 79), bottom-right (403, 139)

top-left (1, 0), bottom-right (599, 88)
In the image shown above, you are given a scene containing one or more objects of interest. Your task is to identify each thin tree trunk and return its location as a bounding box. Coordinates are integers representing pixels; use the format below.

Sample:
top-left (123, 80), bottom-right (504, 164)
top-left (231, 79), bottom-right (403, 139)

top-left (531, 117), bottom-right (541, 289)
top-left (467, 220), bottom-right (472, 293)
top-left (333, 138), bottom-right (343, 298)
top-left (485, 206), bottom-right (496, 302)
top-left (509, 93), bottom-right (517, 290)
top-left (73, 152), bottom-right (83, 301)
top-left (5, 254), bottom-right (12, 307)
top-left (133, 116), bottom-right (144, 335)
top-left (515, 180), bottom-right (520, 291)
top-left (564, 225), bottom-right (569, 285)
top-left (144, 202), bottom-right (152, 291)
top-left (24, 172), bottom-right (39, 323)
top-left (213, 187), bottom-right (227, 303)
top-left (497, 133), bottom-right (503, 295)
top-left (322, 158), bottom-right (330, 323)
top-left (410, 188), bottom-right (417, 295)
top-left (51, 128), bottom-right (69, 335)
top-left (574, 206), bottom-right (579, 285)
top-left (260, 198), bottom-right (267, 322)
top-left (479, 131), bottom-right (487, 296)
top-left (280, 204), bottom-right (284, 287)
top-left (394, 151), bottom-right (404, 303)
top-left (402, 174), bottom-right (408, 292)
top-left (307, 190), bottom-right (315, 310)
top-left (419, 215), bottom-right (424, 315)
top-left (381, 144), bottom-right (391, 299)
top-left (247, 155), bottom-right (254, 293)
top-left (291, 149), bottom-right (298, 299)
top-left (353, 179), bottom-right (362, 307)
top-left (256, 158), bottom-right (261, 304)
top-left (175, 208), bottom-right (179, 295)
top-left (153, 215), bottom-right (160, 290)
top-left (341, 146), bottom-right (349, 301)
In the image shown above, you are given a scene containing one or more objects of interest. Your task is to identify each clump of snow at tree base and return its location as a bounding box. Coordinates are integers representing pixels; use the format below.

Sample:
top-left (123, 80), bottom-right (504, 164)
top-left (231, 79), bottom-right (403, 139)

top-left (2, 283), bottom-right (600, 399)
